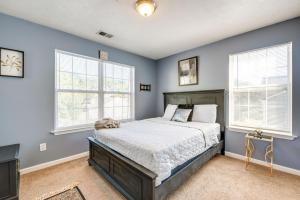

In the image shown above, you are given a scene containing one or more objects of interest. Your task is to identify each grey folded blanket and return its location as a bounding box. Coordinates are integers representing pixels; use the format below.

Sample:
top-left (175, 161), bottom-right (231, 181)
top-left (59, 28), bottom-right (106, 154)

top-left (95, 118), bottom-right (120, 130)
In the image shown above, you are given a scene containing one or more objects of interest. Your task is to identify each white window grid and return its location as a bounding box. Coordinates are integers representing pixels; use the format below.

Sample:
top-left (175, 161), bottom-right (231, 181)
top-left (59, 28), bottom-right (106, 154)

top-left (228, 42), bottom-right (292, 135)
top-left (54, 50), bottom-right (135, 131)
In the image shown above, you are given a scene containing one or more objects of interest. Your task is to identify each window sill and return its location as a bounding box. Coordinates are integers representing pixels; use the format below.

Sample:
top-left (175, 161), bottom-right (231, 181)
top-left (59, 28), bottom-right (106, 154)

top-left (227, 126), bottom-right (297, 140)
top-left (50, 119), bottom-right (134, 136)
top-left (50, 125), bottom-right (94, 135)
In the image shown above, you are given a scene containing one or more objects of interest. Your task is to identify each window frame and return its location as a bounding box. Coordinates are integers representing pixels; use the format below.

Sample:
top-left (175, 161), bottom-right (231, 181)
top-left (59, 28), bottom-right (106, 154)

top-left (102, 61), bottom-right (135, 121)
top-left (228, 42), bottom-right (293, 137)
top-left (52, 49), bottom-right (135, 135)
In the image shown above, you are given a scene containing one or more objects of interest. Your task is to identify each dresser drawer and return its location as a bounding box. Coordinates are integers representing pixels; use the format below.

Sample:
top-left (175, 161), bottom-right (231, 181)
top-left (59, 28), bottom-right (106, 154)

top-left (0, 144), bottom-right (20, 200)
top-left (0, 161), bottom-right (18, 200)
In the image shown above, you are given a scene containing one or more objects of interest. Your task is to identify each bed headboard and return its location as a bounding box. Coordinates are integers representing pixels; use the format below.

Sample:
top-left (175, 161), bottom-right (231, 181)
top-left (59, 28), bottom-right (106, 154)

top-left (163, 89), bottom-right (225, 131)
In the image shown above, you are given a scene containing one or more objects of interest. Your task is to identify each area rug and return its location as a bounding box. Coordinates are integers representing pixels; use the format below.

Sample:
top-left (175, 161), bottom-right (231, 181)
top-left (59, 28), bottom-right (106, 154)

top-left (36, 182), bottom-right (85, 200)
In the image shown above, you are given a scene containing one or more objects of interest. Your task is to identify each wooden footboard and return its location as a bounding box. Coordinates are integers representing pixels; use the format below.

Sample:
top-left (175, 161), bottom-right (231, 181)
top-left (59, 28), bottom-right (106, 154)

top-left (88, 137), bottom-right (157, 200)
top-left (88, 137), bottom-right (224, 200)
top-left (155, 140), bottom-right (224, 200)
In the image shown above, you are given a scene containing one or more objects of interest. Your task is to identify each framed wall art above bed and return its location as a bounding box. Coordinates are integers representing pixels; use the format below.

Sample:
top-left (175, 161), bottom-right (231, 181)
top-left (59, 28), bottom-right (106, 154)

top-left (178, 56), bottom-right (198, 86)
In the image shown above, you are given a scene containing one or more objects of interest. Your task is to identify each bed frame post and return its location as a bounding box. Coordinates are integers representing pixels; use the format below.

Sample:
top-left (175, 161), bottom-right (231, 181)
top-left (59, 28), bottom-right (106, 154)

top-left (220, 130), bottom-right (225, 155)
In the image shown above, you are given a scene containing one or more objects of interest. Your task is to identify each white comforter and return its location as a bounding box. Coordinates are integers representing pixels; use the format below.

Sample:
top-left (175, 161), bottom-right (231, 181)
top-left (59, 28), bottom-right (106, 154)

top-left (94, 117), bottom-right (220, 186)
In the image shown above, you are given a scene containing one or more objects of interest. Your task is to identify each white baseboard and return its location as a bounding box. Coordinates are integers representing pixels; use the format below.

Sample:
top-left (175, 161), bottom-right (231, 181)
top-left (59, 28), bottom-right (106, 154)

top-left (20, 151), bottom-right (89, 175)
top-left (225, 151), bottom-right (300, 177)
top-left (19, 150), bottom-right (300, 177)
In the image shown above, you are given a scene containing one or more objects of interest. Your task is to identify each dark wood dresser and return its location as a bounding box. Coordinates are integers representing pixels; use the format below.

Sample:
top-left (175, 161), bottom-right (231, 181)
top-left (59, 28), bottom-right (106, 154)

top-left (0, 144), bottom-right (20, 200)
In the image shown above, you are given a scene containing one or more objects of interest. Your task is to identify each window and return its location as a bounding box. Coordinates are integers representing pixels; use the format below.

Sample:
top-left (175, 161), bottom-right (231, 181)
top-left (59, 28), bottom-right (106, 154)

top-left (54, 50), bottom-right (135, 132)
top-left (229, 43), bottom-right (292, 135)
top-left (103, 62), bottom-right (134, 120)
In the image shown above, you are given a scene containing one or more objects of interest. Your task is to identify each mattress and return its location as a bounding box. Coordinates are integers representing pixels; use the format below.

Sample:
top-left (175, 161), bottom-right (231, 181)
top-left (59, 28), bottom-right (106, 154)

top-left (94, 117), bottom-right (220, 186)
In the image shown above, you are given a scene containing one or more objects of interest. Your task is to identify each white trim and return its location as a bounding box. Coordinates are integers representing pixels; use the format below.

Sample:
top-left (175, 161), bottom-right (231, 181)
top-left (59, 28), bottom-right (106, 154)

top-left (20, 150), bottom-right (300, 177)
top-left (55, 49), bottom-right (135, 69)
top-left (225, 151), bottom-right (300, 177)
top-left (55, 49), bottom-right (100, 62)
top-left (131, 67), bottom-right (136, 120)
top-left (51, 118), bottom-right (134, 135)
top-left (50, 125), bottom-right (94, 135)
top-left (288, 42), bottom-right (293, 136)
top-left (228, 42), bottom-right (293, 56)
top-left (20, 151), bottom-right (89, 175)
top-left (227, 126), bottom-right (297, 140)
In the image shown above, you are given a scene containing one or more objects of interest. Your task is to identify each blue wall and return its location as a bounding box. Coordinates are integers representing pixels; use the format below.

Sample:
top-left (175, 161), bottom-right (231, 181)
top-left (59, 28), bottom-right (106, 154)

top-left (0, 13), bottom-right (157, 168)
top-left (156, 18), bottom-right (300, 170)
top-left (1, 12), bottom-right (300, 171)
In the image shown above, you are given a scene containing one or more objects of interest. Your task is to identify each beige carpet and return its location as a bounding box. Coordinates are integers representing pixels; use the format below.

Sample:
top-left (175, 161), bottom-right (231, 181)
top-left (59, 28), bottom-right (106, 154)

top-left (20, 156), bottom-right (300, 200)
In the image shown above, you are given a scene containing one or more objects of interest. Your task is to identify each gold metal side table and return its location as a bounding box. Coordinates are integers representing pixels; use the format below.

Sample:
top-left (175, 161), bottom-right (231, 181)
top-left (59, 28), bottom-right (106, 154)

top-left (245, 133), bottom-right (273, 175)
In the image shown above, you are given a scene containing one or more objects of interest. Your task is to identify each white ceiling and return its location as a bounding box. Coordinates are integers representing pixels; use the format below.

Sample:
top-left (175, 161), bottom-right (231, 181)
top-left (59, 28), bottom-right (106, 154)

top-left (0, 0), bottom-right (300, 59)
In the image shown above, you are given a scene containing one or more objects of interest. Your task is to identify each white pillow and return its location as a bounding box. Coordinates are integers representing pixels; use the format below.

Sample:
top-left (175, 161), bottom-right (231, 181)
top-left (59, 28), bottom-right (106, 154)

top-left (192, 104), bottom-right (218, 123)
top-left (163, 104), bottom-right (178, 120)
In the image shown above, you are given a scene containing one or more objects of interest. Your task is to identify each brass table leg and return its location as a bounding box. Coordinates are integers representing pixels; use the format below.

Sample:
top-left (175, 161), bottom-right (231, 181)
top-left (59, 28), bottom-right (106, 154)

top-left (245, 138), bottom-right (254, 169)
top-left (265, 144), bottom-right (273, 176)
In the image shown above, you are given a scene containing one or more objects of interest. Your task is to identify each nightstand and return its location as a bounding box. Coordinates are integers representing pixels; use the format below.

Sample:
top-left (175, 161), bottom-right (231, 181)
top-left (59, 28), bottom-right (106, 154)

top-left (245, 133), bottom-right (273, 175)
top-left (0, 144), bottom-right (20, 200)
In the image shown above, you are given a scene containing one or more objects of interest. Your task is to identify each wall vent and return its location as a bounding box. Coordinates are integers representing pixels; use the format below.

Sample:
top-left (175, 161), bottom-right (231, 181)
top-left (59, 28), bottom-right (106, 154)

top-left (97, 31), bottom-right (113, 38)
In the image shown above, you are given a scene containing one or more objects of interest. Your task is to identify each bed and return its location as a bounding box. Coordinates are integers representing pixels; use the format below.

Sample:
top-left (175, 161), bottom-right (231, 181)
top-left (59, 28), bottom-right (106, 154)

top-left (88, 89), bottom-right (225, 200)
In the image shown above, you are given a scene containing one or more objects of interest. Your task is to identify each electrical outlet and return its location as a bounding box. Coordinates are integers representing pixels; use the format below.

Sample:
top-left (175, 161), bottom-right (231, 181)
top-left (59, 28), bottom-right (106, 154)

top-left (40, 143), bottom-right (47, 152)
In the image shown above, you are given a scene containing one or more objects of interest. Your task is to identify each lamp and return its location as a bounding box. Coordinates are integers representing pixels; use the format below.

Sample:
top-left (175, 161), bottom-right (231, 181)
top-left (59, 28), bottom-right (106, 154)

top-left (135, 0), bottom-right (157, 17)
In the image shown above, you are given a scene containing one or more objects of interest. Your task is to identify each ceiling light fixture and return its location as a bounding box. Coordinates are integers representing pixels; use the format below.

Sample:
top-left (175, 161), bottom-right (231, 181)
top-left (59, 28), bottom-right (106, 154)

top-left (135, 0), bottom-right (157, 17)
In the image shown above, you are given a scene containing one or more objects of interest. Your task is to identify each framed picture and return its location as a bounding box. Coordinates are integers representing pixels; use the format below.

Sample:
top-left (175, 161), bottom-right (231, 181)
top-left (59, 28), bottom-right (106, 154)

top-left (140, 83), bottom-right (151, 91)
top-left (98, 50), bottom-right (108, 60)
top-left (178, 56), bottom-right (198, 86)
top-left (0, 48), bottom-right (24, 78)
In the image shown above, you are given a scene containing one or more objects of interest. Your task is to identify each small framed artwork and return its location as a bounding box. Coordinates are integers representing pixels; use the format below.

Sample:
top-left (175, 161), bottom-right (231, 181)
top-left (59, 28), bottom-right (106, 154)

top-left (178, 56), bottom-right (198, 86)
top-left (98, 50), bottom-right (108, 60)
top-left (140, 83), bottom-right (151, 91)
top-left (0, 47), bottom-right (24, 78)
